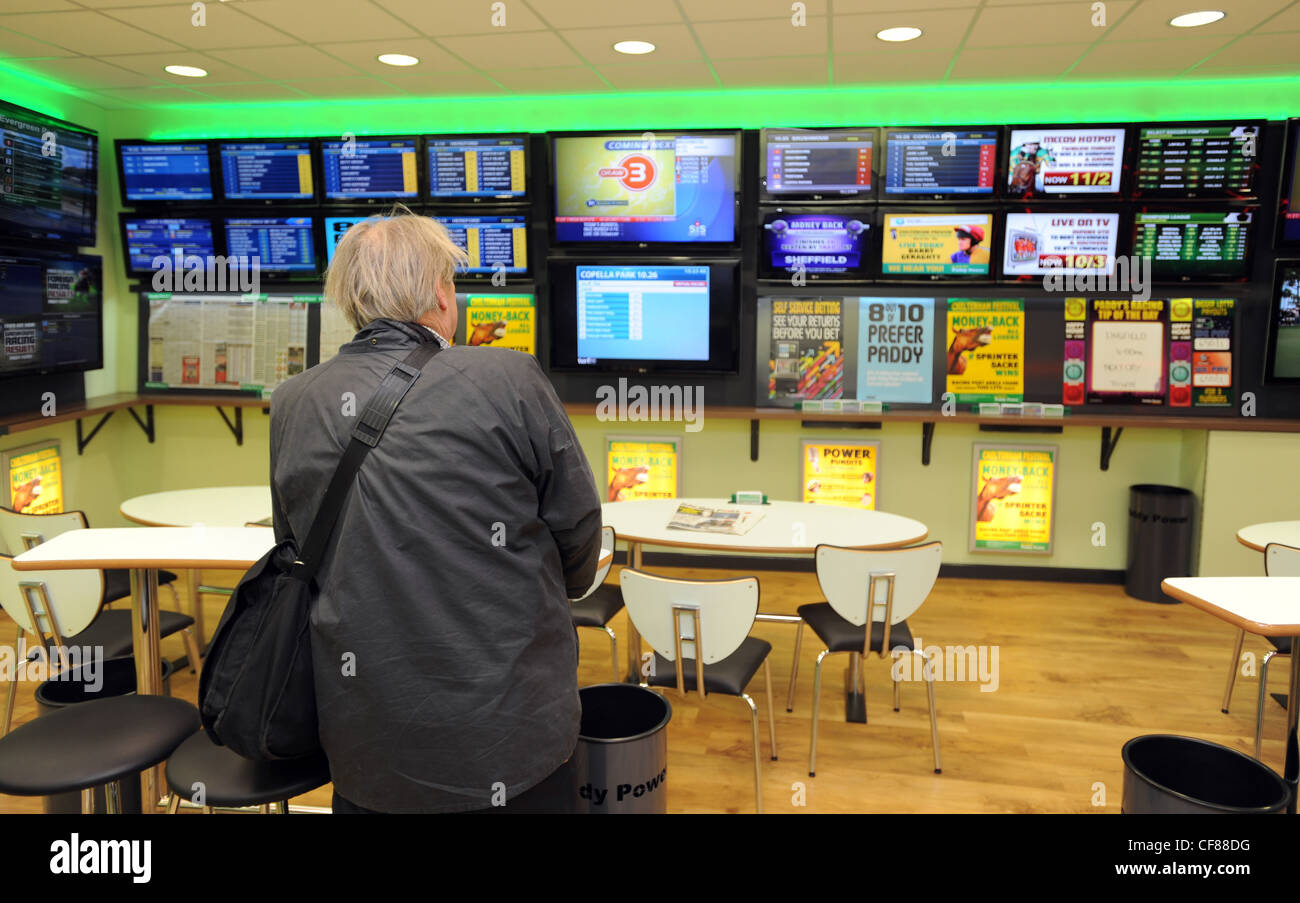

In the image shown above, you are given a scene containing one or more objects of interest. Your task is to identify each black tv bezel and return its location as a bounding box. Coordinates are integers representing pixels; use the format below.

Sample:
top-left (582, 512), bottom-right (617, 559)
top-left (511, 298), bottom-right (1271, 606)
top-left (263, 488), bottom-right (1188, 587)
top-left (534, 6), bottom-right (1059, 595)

top-left (547, 128), bottom-right (744, 251)
top-left (1264, 258), bottom-right (1300, 385)
top-left (221, 210), bottom-right (325, 279)
top-left (114, 138), bottom-right (217, 207)
top-left (1004, 122), bottom-right (1131, 201)
top-left (758, 125), bottom-right (880, 203)
top-left (423, 132), bottom-right (531, 205)
top-left (316, 133), bottom-right (423, 206)
top-left (547, 257), bottom-right (741, 374)
top-left (430, 209), bottom-right (533, 282)
top-left (0, 99), bottom-right (98, 247)
top-left (1130, 119), bottom-right (1265, 201)
top-left (118, 211), bottom-right (221, 279)
top-left (998, 207), bottom-right (1127, 285)
top-left (756, 206), bottom-right (875, 284)
top-left (1130, 206), bottom-right (1257, 284)
top-left (876, 206), bottom-right (1001, 283)
top-left (0, 249), bottom-right (104, 379)
top-left (1275, 118), bottom-right (1300, 249)
top-left (215, 136), bottom-right (320, 206)
top-left (879, 125), bottom-right (1003, 202)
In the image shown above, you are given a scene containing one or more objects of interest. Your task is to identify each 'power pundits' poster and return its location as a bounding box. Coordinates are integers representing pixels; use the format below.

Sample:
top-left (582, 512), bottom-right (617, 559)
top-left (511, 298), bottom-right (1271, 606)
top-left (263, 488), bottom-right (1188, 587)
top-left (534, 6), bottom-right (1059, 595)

top-left (856, 297), bottom-right (933, 404)
top-left (606, 437), bottom-right (680, 502)
top-left (945, 299), bottom-right (1025, 404)
top-left (801, 440), bottom-right (878, 509)
top-left (766, 298), bottom-right (843, 401)
top-left (971, 445), bottom-right (1056, 553)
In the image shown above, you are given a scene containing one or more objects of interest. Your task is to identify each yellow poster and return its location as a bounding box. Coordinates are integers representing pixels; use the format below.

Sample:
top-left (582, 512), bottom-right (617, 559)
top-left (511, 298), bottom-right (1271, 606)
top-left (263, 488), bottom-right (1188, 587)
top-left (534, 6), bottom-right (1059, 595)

top-left (5, 442), bottom-right (64, 515)
top-left (606, 437), bottom-right (679, 502)
top-left (971, 445), bottom-right (1056, 553)
top-left (801, 441), bottom-right (878, 509)
top-left (946, 299), bottom-right (1025, 404)
top-left (463, 294), bottom-right (536, 355)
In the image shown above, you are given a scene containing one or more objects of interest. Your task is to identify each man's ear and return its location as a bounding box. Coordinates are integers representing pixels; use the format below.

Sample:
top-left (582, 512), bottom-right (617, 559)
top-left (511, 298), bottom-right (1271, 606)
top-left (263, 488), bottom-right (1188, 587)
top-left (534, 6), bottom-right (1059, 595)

top-left (436, 281), bottom-right (453, 310)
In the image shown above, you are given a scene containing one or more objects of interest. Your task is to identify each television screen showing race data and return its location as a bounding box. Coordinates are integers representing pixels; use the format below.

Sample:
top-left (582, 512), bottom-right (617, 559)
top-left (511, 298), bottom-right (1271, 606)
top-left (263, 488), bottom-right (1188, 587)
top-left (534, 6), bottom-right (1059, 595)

top-left (219, 141), bottom-right (314, 201)
top-left (761, 210), bottom-right (870, 279)
top-left (763, 128), bottom-right (874, 198)
top-left (1006, 127), bottom-right (1125, 197)
top-left (1133, 210), bottom-right (1252, 280)
top-left (880, 212), bottom-right (994, 277)
top-left (1268, 264), bottom-right (1300, 381)
top-left (553, 132), bottom-right (738, 243)
top-left (1003, 212), bottom-right (1120, 277)
top-left (321, 138), bottom-right (418, 201)
top-left (1134, 123), bottom-right (1260, 198)
top-left (122, 217), bottom-right (216, 275)
top-left (119, 142), bottom-right (213, 202)
top-left (224, 217), bottom-right (317, 272)
top-left (426, 135), bottom-right (527, 200)
top-left (436, 216), bottom-right (528, 275)
top-left (883, 129), bottom-right (997, 197)
top-left (576, 265), bottom-right (711, 362)
top-left (0, 101), bottom-right (98, 245)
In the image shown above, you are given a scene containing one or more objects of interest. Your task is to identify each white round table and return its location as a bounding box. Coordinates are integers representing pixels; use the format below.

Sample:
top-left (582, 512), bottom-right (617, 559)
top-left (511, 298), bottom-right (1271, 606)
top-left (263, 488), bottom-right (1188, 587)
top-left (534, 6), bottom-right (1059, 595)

top-left (602, 498), bottom-right (929, 717)
top-left (120, 485), bottom-right (272, 648)
top-left (1237, 521), bottom-right (1300, 554)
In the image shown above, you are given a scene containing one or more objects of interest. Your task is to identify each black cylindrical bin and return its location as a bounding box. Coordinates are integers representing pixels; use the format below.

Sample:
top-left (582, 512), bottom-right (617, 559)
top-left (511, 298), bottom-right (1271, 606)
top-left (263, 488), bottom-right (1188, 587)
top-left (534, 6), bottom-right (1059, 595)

top-left (1126, 484), bottom-right (1196, 603)
top-left (571, 683), bottom-right (671, 814)
top-left (1122, 735), bottom-right (1289, 814)
top-left (35, 655), bottom-right (175, 814)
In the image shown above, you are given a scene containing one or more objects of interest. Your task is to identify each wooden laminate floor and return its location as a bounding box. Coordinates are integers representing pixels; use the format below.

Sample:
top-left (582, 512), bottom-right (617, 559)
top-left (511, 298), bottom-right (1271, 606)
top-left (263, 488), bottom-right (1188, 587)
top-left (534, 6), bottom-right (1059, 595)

top-left (0, 566), bottom-right (1283, 814)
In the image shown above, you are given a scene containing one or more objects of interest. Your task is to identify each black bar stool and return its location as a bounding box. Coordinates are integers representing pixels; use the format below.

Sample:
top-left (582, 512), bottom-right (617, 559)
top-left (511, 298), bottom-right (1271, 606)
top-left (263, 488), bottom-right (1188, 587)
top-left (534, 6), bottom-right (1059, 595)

top-left (164, 731), bottom-right (331, 813)
top-left (0, 695), bottom-right (200, 812)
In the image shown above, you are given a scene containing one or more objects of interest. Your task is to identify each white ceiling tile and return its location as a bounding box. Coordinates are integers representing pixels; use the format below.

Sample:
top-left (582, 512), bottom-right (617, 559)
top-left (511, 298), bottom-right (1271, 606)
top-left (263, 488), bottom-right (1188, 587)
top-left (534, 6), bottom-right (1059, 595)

top-left (0, 10), bottom-right (183, 55)
top-left (713, 55), bottom-right (828, 87)
top-left (316, 38), bottom-right (470, 74)
top-left (1190, 32), bottom-right (1300, 72)
top-left (595, 58), bottom-right (718, 90)
top-left (692, 16), bottom-right (828, 57)
top-left (0, 0), bottom-right (80, 11)
top-left (680, 0), bottom-right (826, 22)
top-left (1103, 0), bottom-right (1291, 41)
top-left (0, 26), bottom-right (76, 58)
top-left (206, 44), bottom-right (366, 80)
top-left (836, 0), bottom-right (980, 10)
top-left (965, 2), bottom-right (1134, 47)
top-left (481, 65), bottom-right (611, 93)
top-left (1253, 2), bottom-right (1300, 32)
top-left (561, 24), bottom-right (702, 64)
top-left (950, 42), bottom-right (1092, 80)
top-left (379, 70), bottom-right (509, 95)
top-left (833, 48), bottom-right (952, 84)
top-left (94, 84), bottom-right (210, 104)
top-left (369, 0), bottom-right (546, 34)
top-left (104, 3), bottom-right (295, 50)
top-left (526, 0), bottom-right (683, 28)
top-left (96, 50), bottom-right (263, 81)
top-left (1066, 35), bottom-right (1228, 76)
top-left (833, 9), bottom-right (976, 48)
top-left (67, 0), bottom-right (193, 6)
top-left (14, 55), bottom-right (165, 88)
top-left (279, 76), bottom-right (409, 98)
top-left (438, 30), bottom-right (584, 67)
top-left (188, 82), bottom-right (315, 102)
top-left (237, 0), bottom-right (418, 43)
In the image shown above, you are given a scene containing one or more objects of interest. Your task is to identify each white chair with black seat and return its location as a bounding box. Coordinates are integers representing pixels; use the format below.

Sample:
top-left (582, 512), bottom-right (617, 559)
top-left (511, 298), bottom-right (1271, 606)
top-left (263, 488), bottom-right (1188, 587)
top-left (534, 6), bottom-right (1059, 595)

top-left (570, 526), bottom-right (623, 682)
top-left (618, 568), bottom-right (777, 813)
top-left (787, 541), bottom-right (944, 777)
top-left (1251, 543), bottom-right (1300, 759)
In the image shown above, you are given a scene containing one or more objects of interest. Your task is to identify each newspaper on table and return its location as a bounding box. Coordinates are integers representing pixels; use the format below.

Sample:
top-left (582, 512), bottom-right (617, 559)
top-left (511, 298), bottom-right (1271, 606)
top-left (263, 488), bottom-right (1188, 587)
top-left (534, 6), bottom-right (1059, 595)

top-left (666, 503), bottom-right (764, 536)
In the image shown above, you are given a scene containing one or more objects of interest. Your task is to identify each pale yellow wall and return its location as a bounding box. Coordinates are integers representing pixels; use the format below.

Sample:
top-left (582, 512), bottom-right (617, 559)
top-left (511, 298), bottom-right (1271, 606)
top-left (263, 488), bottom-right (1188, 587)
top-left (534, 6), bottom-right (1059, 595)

top-left (1199, 432), bottom-right (1300, 576)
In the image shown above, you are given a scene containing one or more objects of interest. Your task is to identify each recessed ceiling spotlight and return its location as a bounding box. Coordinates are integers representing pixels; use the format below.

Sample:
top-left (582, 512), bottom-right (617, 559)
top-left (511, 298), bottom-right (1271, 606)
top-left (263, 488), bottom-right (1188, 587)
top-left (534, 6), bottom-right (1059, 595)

top-left (876, 26), bottom-right (923, 42)
top-left (1170, 10), bottom-right (1225, 27)
top-left (377, 53), bottom-right (420, 67)
top-left (614, 40), bottom-right (656, 55)
top-left (164, 65), bottom-right (208, 77)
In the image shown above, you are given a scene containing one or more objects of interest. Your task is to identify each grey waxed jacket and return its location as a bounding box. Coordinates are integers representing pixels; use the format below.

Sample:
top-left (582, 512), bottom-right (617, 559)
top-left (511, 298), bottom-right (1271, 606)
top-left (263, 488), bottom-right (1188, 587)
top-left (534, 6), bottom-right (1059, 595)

top-left (269, 318), bottom-right (602, 812)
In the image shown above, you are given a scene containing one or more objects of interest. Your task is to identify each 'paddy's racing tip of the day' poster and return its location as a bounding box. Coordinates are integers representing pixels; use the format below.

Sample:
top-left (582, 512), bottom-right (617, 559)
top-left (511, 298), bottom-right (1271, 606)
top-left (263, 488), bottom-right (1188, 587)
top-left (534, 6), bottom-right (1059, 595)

top-left (945, 299), bottom-right (1025, 404)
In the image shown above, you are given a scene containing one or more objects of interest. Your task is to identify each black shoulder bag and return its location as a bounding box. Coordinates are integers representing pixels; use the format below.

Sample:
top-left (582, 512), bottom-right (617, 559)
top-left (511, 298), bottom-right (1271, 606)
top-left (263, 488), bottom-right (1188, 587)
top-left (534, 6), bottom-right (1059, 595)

top-left (199, 340), bottom-right (441, 760)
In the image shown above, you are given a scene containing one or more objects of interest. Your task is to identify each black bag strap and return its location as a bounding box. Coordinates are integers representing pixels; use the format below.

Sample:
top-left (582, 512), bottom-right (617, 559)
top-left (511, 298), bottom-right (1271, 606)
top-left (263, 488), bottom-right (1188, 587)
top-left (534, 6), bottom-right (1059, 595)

top-left (291, 337), bottom-right (441, 580)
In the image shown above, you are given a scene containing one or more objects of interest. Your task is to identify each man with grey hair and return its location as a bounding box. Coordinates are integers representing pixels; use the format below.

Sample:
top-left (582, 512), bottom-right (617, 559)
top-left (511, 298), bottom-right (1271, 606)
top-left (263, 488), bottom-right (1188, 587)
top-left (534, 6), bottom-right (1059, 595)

top-left (269, 212), bottom-right (603, 813)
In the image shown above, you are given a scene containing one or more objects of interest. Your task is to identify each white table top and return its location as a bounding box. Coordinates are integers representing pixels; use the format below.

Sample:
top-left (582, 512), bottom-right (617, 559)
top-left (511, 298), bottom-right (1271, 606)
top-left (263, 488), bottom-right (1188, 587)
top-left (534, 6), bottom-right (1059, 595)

top-left (10, 527), bottom-right (274, 571)
top-left (1237, 521), bottom-right (1300, 553)
top-left (601, 498), bottom-right (928, 554)
top-left (120, 486), bottom-right (272, 528)
top-left (1162, 577), bottom-right (1300, 636)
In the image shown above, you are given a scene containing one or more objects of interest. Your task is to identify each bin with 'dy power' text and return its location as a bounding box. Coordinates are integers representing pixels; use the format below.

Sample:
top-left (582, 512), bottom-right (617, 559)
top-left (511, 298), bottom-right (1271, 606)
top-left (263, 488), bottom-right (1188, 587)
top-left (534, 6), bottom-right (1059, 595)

top-left (572, 683), bottom-right (671, 813)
